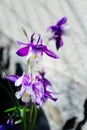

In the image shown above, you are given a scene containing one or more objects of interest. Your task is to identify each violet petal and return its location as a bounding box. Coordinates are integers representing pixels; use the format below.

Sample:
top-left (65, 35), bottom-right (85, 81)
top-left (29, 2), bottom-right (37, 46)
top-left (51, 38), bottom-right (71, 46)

top-left (4, 75), bottom-right (19, 82)
top-left (17, 41), bottom-right (29, 45)
top-left (49, 26), bottom-right (57, 32)
top-left (43, 47), bottom-right (58, 59)
top-left (44, 78), bottom-right (52, 87)
top-left (57, 17), bottom-right (67, 26)
top-left (45, 92), bottom-right (57, 101)
top-left (60, 38), bottom-right (63, 47)
top-left (16, 46), bottom-right (29, 56)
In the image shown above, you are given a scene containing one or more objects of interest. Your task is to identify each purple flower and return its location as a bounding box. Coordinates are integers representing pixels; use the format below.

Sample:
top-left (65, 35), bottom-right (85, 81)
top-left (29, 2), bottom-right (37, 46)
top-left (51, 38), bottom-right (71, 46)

top-left (5, 72), bottom-right (35, 103)
top-left (5, 71), bottom-right (58, 107)
top-left (16, 34), bottom-right (58, 61)
top-left (48, 17), bottom-right (68, 50)
top-left (38, 70), bottom-right (57, 104)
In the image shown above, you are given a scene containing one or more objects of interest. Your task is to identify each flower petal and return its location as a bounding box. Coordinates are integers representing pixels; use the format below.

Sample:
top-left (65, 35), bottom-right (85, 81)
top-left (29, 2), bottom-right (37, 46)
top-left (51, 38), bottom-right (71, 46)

top-left (35, 97), bottom-right (42, 105)
top-left (15, 85), bottom-right (26, 99)
top-left (43, 47), bottom-right (58, 59)
top-left (15, 91), bottom-right (23, 99)
top-left (45, 92), bottom-right (57, 101)
top-left (49, 26), bottom-right (57, 32)
top-left (57, 17), bottom-right (67, 26)
top-left (38, 45), bottom-right (58, 59)
top-left (23, 74), bottom-right (30, 84)
top-left (43, 78), bottom-right (52, 87)
top-left (22, 92), bottom-right (30, 103)
top-left (15, 91), bottom-right (22, 99)
top-left (15, 74), bottom-right (24, 86)
top-left (30, 33), bottom-right (35, 42)
top-left (36, 34), bottom-right (41, 45)
top-left (16, 46), bottom-right (29, 56)
top-left (4, 75), bottom-right (19, 82)
top-left (59, 38), bottom-right (63, 47)
top-left (17, 41), bottom-right (29, 45)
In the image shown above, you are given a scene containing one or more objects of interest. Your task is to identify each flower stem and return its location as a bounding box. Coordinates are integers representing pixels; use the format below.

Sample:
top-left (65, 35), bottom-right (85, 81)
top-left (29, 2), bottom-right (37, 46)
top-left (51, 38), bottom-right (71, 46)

top-left (21, 107), bottom-right (30, 130)
top-left (23, 109), bottom-right (27, 130)
top-left (29, 103), bottom-right (38, 130)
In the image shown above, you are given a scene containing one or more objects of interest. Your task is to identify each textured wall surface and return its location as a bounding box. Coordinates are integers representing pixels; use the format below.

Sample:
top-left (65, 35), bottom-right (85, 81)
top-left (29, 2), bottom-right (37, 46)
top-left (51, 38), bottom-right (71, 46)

top-left (0, 0), bottom-right (87, 130)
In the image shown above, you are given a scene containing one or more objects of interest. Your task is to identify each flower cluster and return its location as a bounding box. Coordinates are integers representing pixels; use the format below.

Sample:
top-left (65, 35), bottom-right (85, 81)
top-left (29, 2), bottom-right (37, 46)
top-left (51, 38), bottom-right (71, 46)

top-left (5, 17), bottom-right (68, 108)
top-left (5, 71), bottom-right (57, 107)
top-left (5, 34), bottom-right (58, 107)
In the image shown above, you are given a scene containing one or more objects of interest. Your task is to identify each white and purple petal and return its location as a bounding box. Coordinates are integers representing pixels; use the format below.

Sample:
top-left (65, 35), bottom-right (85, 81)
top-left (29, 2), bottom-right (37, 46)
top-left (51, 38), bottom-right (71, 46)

top-left (15, 86), bottom-right (25, 99)
top-left (22, 74), bottom-right (30, 84)
top-left (15, 74), bottom-right (24, 86)
top-left (44, 91), bottom-right (57, 101)
top-left (22, 92), bottom-right (30, 103)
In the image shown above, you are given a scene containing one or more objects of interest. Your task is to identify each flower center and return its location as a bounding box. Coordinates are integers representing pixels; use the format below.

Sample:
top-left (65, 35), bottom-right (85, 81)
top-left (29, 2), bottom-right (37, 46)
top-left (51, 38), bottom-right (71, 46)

top-left (25, 92), bottom-right (29, 98)
top-left (33, 54), bottom-right (38, 59)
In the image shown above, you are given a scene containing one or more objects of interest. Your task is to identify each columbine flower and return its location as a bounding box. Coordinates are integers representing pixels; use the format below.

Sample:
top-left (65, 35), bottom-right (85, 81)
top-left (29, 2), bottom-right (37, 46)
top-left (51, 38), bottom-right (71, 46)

top-left (48, 17), bottom-right (68, 50)
top-left (16, 34), bottom-right (58, 63)
top-left (5, 72), bottom-right (35, 103)
top-left (5, 71), bottom-right (57, 107)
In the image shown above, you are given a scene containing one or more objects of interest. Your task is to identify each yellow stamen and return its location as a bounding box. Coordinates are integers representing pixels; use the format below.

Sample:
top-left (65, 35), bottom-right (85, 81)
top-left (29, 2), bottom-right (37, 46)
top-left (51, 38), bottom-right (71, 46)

top-left (33, 54), bottom-right (38, 59)
top-left (25, 92), bottom-right (29, 98)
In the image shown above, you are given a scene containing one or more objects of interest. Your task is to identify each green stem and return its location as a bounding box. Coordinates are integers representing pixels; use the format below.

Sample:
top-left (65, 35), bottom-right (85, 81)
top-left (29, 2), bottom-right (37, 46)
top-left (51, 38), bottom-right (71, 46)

top-left (21, 27), bottom-right (29, 41)
top-left (22, 107), bottom-right (29, 130)
top-left (29, 104), bottom-right (33, 124)
top-left (29, 104), bottom-right (38, 130)
top-left (23, 110), bottom-right (27, 130)
top-left (27, 59), bottom-right (34, 75)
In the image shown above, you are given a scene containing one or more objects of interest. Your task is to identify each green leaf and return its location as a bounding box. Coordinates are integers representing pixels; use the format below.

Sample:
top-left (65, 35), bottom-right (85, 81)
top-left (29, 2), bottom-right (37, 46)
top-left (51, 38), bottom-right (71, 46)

top-left (4, 107), bottom-right (16, 113)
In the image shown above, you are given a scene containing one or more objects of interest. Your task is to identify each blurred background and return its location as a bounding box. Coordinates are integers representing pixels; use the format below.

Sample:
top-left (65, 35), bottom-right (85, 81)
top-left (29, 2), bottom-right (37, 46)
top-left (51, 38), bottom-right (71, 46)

top-left (0, 0), bottom-right (87, 130)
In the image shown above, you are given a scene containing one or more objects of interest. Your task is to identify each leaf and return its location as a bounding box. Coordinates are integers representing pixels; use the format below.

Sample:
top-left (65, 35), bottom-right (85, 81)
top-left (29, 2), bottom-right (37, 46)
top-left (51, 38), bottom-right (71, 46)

top-left (4, 107), bottom-right (16, 113)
